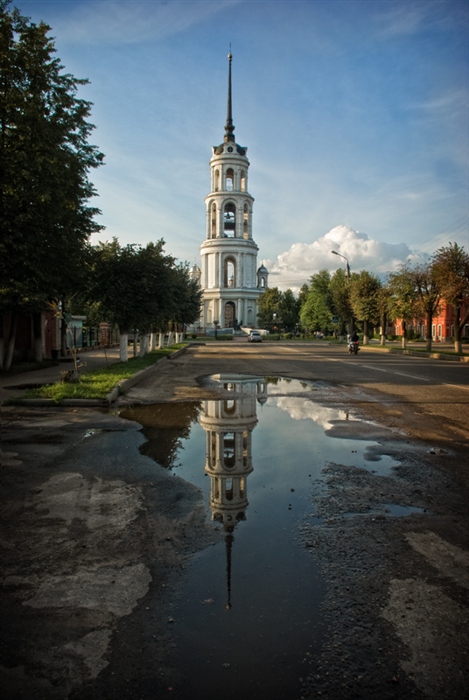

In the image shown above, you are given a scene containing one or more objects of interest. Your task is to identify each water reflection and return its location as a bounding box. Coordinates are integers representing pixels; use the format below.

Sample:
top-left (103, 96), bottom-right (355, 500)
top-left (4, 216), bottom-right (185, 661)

top-left (120, 376), bottom-right (397, 700)
top-left (123, 402), bottom-right (201, 469)
top-left (201, 376), bottom-right (266, 609)
top-left (202, 376), bottom-right (266, 529)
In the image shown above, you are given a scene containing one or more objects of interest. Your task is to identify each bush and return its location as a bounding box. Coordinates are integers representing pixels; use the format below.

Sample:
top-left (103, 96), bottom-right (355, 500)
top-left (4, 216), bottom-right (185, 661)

top-left (215, 334), bottom-right (233, 341)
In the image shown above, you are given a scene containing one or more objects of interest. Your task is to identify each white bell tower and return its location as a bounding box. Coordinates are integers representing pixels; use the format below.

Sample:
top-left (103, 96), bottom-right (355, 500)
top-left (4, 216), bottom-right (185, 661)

top-left (199, 53), bottom-right (267, 331)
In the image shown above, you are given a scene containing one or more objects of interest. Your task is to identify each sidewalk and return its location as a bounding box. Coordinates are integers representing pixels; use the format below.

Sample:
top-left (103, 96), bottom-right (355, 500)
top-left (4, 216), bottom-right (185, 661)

top-left (0, 347), bottom-right (122, 403)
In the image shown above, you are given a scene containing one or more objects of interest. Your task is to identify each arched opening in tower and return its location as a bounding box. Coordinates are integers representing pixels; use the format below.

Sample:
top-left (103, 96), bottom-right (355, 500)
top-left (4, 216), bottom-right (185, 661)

top-left (224, 301), bottom-right (236, 328)
top-left (243, 204), bottom-right (249, 239)
top-left (223, 432), bottom-right (236, 469)
top-left (226, 168), bottom-right (234, 191)
top-left (210, 202), bottom-right (217, 238)
top-left (224, 258), bottom-right (236, 288)
top-left (223, 203), bottom-right (236, 237)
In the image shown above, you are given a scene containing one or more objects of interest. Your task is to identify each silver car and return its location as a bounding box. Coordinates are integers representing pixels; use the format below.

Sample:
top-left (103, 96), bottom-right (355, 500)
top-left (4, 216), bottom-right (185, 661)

top-left (248, 330), bottom-right (262, 342)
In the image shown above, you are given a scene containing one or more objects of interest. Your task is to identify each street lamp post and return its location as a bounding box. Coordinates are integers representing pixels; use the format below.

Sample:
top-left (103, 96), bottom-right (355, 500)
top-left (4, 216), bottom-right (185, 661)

top-left (331, 250), bottom-right (350, 279)
top-left (331, 250), bottom-right (353, 337)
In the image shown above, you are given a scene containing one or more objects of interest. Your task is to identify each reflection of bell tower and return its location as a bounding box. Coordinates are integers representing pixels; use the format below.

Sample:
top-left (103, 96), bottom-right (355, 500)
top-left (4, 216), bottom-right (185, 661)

top-left (200, 376), bottom-right (266, 608)
top-left (199, 53), bottom-right (267, 332)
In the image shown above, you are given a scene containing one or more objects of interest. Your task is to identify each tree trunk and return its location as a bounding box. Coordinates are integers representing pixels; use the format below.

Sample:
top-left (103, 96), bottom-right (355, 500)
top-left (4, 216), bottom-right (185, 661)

top-left (60, 301), bottom-right (67, 356)
top-left (119, 328), bottom-right (129, 362)
top-left (401, 320), bottom-right (407, 349)
top-left (362, 319), bottom-right (369, 345)
top-left (380, 312), bottom-right (387, 346)
top-left (0, 316), bottom-right (4, 370)
top-left (139, 333), bottom-right (149, 357)
top-left (4, 313), bottom-right (18, 371)
top-left (454, 304), bottom-right (462, 354)
top-left (158, 331), bottom-right (164, 349)
top-left (167, 331), bottom-right (174, 346)
top-left (150, 332), bottom-right (157, 351)
top-left (32, 312), bottom-right (43, 362)
top-left (425, 309), bottom-right (433, 352)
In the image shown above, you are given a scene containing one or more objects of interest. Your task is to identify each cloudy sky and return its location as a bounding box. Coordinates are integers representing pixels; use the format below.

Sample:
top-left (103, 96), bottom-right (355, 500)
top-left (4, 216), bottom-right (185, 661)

top-left (13, 0), bottom-right (469, 290)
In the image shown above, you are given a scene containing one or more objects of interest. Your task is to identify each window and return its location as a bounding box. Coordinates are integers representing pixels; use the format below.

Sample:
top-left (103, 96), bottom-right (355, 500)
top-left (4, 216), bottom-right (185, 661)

top-left (214, 169), bottom-right (220, 192)
top-left (240, 170), bottom-right (246, 192)
top-left (226, 168), bottom-right (234, 191)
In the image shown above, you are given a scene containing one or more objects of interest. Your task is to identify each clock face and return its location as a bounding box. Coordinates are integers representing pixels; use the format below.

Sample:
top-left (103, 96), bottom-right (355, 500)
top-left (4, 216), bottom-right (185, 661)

top-left (227, 146), bottom-right (233, 152)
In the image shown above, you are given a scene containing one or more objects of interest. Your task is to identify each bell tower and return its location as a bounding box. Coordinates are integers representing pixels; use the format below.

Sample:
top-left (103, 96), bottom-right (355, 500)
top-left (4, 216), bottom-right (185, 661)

top-left (199, 53), bottom-right (267, 331)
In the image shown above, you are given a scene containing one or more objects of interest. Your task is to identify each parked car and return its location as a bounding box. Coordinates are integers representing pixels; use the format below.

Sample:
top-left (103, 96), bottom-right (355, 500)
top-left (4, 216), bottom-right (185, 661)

top-left (248, 330), bottom-right (262, 343)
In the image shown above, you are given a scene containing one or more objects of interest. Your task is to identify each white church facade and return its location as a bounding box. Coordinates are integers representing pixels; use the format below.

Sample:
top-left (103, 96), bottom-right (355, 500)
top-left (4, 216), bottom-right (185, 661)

top-left (191, 54), bottom-right (268, 333)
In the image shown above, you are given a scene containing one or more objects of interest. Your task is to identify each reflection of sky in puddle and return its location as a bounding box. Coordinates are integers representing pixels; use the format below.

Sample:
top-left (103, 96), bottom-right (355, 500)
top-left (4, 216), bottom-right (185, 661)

top-left (122, 375), bottom-right (405, 699)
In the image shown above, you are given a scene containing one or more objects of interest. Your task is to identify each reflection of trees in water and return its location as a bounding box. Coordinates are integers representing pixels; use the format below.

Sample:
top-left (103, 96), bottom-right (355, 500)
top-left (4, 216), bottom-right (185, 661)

top-left (122, 402), bottom-right (201, 470)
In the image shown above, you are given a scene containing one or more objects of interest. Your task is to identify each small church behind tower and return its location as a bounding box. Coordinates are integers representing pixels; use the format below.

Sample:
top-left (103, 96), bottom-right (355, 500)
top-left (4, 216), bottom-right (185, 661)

top-left (191, 53), bottom-right (268, 332)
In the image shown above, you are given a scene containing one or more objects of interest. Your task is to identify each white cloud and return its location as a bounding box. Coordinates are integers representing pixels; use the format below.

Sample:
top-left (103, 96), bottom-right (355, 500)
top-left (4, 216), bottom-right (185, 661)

top-left (265, 225), bottom-right (426, 292)
top-left (373, 1), bottom-right (453, 38)
top-left (272, 396), bottom-right (351, 429)
top-left (52, 0), bottom-right (242, 45)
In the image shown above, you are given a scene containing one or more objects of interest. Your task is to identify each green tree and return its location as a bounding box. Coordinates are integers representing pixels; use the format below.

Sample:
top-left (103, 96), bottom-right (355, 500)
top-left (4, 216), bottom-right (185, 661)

top-left (300, 270), bottom-right (332, 334)
top-left (329, 268), bottom-right (352, 336)
top-left (163, 263), bottom-right (203, 339)
top-left (376, 283), bottom-right (393, 346)
top-left (257, 287), bottom-right (282, 331)
top-left (432, 243), bottom-right (469, 353)
top-left (279, 289), bottom-right (300, 333)
top-left (349, 271), bottom-right (381, 344)
top-left (410, 263), bottom-right (441, 351)
top-left (388, 265), bottom-right (419, 349)
top-left (0, 1), bottom-right (104, 368)
top-left (87, 239), bottom-right (174, 362)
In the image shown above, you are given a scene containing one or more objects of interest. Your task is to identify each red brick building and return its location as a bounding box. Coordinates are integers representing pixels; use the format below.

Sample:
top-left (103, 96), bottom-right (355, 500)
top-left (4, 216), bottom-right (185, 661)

top-left (393, 300), bottom-right (469, 342)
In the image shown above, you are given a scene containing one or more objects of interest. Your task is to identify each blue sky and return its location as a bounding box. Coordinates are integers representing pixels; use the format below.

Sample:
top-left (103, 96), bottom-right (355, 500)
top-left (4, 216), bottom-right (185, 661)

top-left (12, 0), bottom-right (469, 290)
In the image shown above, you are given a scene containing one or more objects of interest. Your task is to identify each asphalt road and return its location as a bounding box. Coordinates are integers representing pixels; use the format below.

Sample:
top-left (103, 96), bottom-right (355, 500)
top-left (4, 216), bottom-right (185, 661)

top-left (2, 341), bottom-right (469, 700)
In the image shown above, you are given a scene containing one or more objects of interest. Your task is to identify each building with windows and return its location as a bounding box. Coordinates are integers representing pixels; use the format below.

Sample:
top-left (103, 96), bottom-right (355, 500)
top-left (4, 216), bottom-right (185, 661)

top-left (393, 300), bottom-right (469, 342)
top-left (192, 54), bottom-right (267, 332)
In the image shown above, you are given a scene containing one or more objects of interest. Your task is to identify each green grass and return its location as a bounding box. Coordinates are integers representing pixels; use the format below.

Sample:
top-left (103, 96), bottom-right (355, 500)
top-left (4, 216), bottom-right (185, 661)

top-left (22, 345), bottom-right (185, 402)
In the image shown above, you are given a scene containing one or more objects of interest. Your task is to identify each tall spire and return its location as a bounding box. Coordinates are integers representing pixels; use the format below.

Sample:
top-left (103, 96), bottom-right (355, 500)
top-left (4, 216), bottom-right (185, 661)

top-left (224, 51), bottom-right (235, 143)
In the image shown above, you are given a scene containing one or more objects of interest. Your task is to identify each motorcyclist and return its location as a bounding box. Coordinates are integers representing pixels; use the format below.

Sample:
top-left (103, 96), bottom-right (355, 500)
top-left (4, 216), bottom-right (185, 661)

top-left (351, 331), bottom-right (359, 343)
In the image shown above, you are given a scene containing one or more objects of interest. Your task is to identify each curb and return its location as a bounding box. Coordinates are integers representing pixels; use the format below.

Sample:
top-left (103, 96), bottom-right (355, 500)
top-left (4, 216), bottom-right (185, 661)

top-left (361, 345), bottom-right (469, 363)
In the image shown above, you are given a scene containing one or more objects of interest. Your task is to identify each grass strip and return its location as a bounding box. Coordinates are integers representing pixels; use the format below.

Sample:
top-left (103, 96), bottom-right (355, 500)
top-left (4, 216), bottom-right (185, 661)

top-left (22, 345), bottom-right (185, 402)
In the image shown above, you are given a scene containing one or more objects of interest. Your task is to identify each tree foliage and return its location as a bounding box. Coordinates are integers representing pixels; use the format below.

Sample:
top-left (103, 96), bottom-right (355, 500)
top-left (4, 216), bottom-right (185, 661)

top-left (431, 242), bottom-right (469, 352)
top-left (87, 239), bottom-right (201, 361)
top-left (300, 270), bottom-right (333, 332)
top-left (0, 1), bottom-right (104, 367)
top-left (257, 287), bottom-right (300, 333)
top-left (257, 287), bottom-right (282, 331)
top-left (329, 268), bottom-right (353, 334)
top-left (349, 270), bottom-right (381, 344)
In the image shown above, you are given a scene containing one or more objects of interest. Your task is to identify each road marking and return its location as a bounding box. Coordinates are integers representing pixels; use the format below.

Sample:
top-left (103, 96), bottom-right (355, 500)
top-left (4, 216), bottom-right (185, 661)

top-left (307, 352), bottom-right (469, 391)
top-left (359, 364), bottom-right (431, 382)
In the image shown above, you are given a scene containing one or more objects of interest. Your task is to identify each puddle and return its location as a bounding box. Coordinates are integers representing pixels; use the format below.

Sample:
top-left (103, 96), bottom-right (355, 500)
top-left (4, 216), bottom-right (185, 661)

top-left (120, 376), bottom-right (411, 699)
